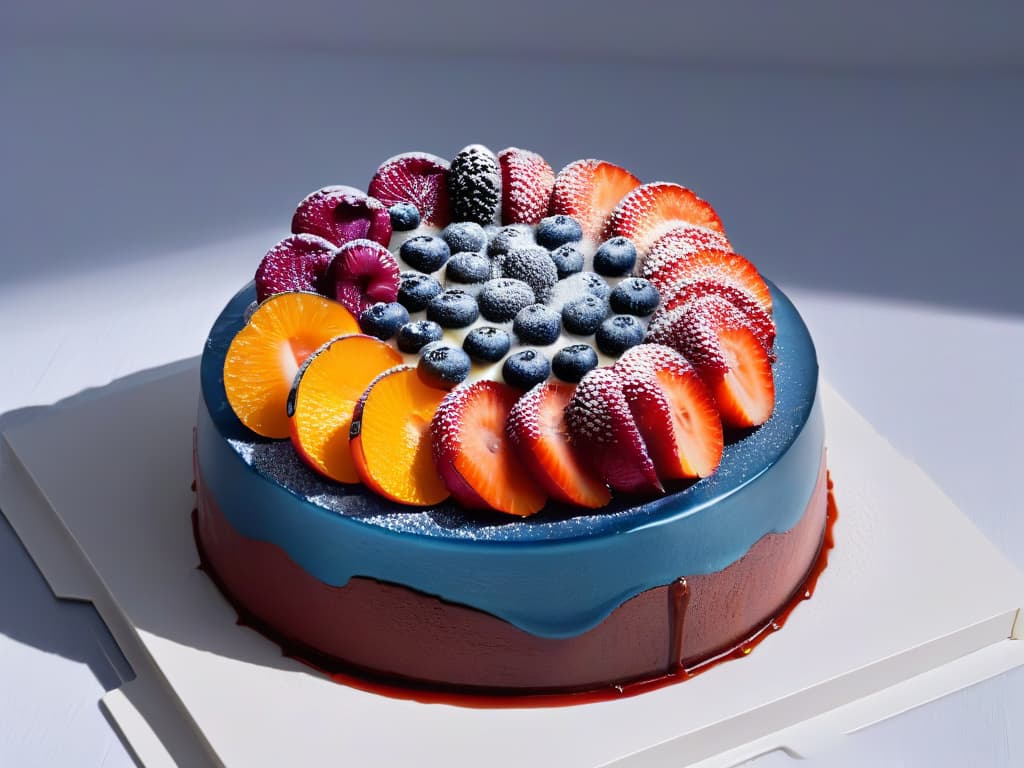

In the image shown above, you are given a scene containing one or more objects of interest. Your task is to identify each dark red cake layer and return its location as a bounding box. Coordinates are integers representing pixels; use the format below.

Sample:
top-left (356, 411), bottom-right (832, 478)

top-left (194, 458), bottom-right (828, 696)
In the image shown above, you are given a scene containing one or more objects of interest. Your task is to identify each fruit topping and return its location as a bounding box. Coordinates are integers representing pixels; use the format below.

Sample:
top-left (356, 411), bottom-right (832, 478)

top-left (289, 335), bottom-right (402, 483)
top-left (254, 234), bottom-right (336, 303)
top-left (506, 382), bottom-right (611, 508)
top-left (388, 202), bottom-right (420, 232)
top-left (605, 182), bottom-right (725, 256)
top-left (502, 349), bottom-right (551, 390)
top-left (400, 234), bottom-right (451, 273)
top-left (326, 239), bottom-right (400, 316)
top-left (657, 296), bottom-right (775, 428)
top-left (223, 292), bottom-right (358, 438)
top-left (447, 144), bottom-right (502, 225)
top-left (368, 152), bottom-right (452, 229)
top-left (292, 186), bottom-right (392, 248)
top-left (513, 304), bottom-right (561, 345)
top-left (430, 381), bottom-right (547, 516)
top-left (638, 223), bottom-right (732, 277)
top-left (550, 159), bottom-right (641, 241)
top-left (561, 294), bottom-right (608, 335)
top-left (643, 247), bottom-right (773, 313)
top-left (656, 278), bottom-right (775, 351)
top-left (397, 271), bottom-right (443, 311)
top-left (441, 221), bottom-right (488, 254)
top-left (552, 344), bottom-right (599, 383)
top-left (610, 277), bottom-right (660, 316)
top-left (487, 224), bottom-right (534, 256)
top-left (535, 214), bottom-right (583, 250)
top-left (478, 278), bottom-right (536, 323)
top-left (495, 245), bottom-right (559, 303)
top-left (564, 368), bottom-right (662, 494)
top-left (596, 315), bottom-right (645, 356)
top-left (444, 252), bottom-right (492, 288)
top-left (426, 289), bottom-right (480, 328)
top-left (358, 301), bottom-right (410, 341)
top-left (594, 236), bottom-right (638, 276)
top-left (417, 344), bottom-right (472, 390)
top-left (463, 326), bottom-right (511, 363)
top-left (549, 243), bottom-right (584, 278)
top-left (396, 319), bottom-right (443, 353)
top-left (349, 366), bottom-right (450, 505)
top-left (614, 345), bottom-right (723, 479)
top-left (498, 147), bottom-right (555, 225)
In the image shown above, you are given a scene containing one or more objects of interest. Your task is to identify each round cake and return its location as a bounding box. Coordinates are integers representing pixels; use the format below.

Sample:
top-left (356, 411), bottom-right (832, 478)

top-left (193, 145), bottom-right (829, 698)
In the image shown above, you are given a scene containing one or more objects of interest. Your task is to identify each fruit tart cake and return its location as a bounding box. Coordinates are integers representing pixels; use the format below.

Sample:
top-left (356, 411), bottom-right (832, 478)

top-left (194, 145), bottom-right (830, 697)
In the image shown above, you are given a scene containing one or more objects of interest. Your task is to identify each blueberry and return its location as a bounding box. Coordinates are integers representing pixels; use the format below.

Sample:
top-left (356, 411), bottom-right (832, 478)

top-left (400, 235), bottom-right (451, 273)
top-left (536, 215), bottom-right (583, 250)
top-left (561, 294), bottom-right (608, 335)
top-left (549, 243), bottom-right (584, 278)
top-left (552, 344), bottom-right (599, 383)
top-left (426, 289), bottom-right (480, 328)
top-left (513, 304), bottom-right (561, 345)
top-left (388, 202), bottom-right (420, 231)
top-left (396, 320), bottom-right (443, 353)
top-left (594, 236), bottom-right (637, 276)
top-left (397, 272), bottom-right (443, 311)
top-left (610, 278), bottom-right (660, 316)
top-left (498, 246), bottom-right (559, 303)
top-left (487, 224), bottom-right (534, 256)
top-left (502, 349), bottom-right (551, 390)
top-left (558, 271), bottom-right (612, 303)
top-left (595, 314), bottom-right (645, 356)
top-left (477, 278), bottom-right (536, 323)
top-left (358, 301), bottom-right (410, 340)
top-left (441, 221), bottom-right (487, 254)
top-left (463, 326), bottom-right (511, 363)
top-left (417, 345), bottom-right (471, 390)
top-left (445, 251), bottom-right (491, 285)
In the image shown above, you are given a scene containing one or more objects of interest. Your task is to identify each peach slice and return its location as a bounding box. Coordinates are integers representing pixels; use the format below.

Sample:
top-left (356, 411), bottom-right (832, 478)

top-left (288, 334), bottom-right (402, 483)
top-left (349, 366), bottom-right (450, 506)
top-left (223, 292), bottom-right (358, 438)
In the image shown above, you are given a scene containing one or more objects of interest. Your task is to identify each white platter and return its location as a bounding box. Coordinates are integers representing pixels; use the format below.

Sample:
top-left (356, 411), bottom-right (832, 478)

top-left (1, 362), bottom-right (1021, 768)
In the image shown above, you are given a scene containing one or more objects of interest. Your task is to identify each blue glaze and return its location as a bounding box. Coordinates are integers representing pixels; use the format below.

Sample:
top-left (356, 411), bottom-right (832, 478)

top-left (198, 282), bottom-right (822, 639)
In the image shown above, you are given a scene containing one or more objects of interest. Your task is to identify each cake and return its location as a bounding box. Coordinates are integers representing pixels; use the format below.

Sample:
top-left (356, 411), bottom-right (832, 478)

top-left (193, 145), bottom-right (831, 699)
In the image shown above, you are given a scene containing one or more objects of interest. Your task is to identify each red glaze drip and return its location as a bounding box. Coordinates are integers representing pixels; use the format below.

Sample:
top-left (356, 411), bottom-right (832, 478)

top-left (190, 476), bottom-right (838, 708)
top-left (668, 577), bottom-right (691, 674)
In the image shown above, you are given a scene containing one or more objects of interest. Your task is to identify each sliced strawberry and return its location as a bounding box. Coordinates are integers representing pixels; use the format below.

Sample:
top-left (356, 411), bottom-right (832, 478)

top-left (664, 296), bottom-right (775, 429)
top-left (498, 147), bottom-right (555, 226)
top-left (654, 278), bottom-right (776, 351)
top-left (549, 159), bottom-right (641, 241)
top-left (291, 185), bottom-right (392, 248)
top-left (506, 382), bottom-right (611, 509)
top-left (368, 152), bottom-right (452, 228)
top-left (605, 183), bottom-right (726, 256)
top-left (431, 381), bottom-right (548, 517)
top-left (326, 239), bottom-right (400, 316)
top-left (614, 345), bottom-right (723, 479)
top-left (564, 368), bottom-right (662, 495)
top-left (637, 223), bottom-right (732, 278)
top-left (254, 233), bottom-right (336, 303)
top-left (644, 247), bottom-right (773, 314)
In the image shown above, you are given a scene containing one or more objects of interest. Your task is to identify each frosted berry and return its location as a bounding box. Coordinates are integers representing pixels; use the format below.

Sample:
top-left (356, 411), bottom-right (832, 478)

top-left (417, 345), bottom-right (472, 390)
top-left (536, 215), bottom-right (583, 250)
top-left (397, 272), bottom-right (443, 311)
top-left (561, 294), bottom-right (608, 335)
top-left (400, 235), bottom-right (450, 273)
top-left (427, 289), bottom-right (480, 328)
top-left (594, 236), bottom-right (637, 276)
top-left (596, 314), bottom-right (645, 356)
top-left (549, 243), bottom-right (584, 278)
top-left (389, 202), bottom-right (420, 231)
top-left (359, 301), bottom-right (410, 340)
top-left (503, 349), bottom-right (551, 390)
top-left (463, 326), bottom-right (512, 363)
top-left (552, 344), bottom-right (599, 383)
top-left (610, 278), bottom-right (660, 316)
top-left (478, 278), bottom-right (536, 323)
top-left (397, 320), bottom-right (443, 353)
top-left (441, 221), bottom-right (487, 254)
top-left (447, 145), bottom-right (501, 225)
top-left (513, 304), bottom-right (561, 345)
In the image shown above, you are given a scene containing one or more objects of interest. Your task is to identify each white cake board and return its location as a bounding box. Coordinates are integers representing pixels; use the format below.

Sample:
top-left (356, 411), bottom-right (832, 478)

top-left (1, 361), bottom-right (1021, 768)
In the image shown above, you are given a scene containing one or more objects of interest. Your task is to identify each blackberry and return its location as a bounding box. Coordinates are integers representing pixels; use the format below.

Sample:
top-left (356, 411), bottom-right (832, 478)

top-left (447, 144), bottom-right (501, 225)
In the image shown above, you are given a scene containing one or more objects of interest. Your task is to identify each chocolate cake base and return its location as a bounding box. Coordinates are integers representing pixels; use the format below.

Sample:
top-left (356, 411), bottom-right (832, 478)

top-left (193, 458), bottom-right (829, 696)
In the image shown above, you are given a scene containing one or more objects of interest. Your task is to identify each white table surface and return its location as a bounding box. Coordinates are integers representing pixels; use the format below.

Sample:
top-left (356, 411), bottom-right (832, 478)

top-left (1, 44), bottom-right (1021, 767)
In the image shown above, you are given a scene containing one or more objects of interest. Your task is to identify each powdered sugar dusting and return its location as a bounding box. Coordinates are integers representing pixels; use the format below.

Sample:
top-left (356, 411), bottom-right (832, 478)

top-left (498, 147), bottom-right (555, 226)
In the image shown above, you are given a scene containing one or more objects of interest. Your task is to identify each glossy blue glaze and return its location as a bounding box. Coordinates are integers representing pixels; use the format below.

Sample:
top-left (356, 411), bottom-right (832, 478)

top-left (197, 282), bottom-right (823, 639)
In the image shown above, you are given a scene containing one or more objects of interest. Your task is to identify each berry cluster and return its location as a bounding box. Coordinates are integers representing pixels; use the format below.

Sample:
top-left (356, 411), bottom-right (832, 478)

top-left (230, 144), bottom-right (778, 517)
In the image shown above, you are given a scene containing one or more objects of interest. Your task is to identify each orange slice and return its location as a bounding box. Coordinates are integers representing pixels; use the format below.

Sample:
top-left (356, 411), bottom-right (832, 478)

top-left (288, 334), bottom-right (402, 483)
top-left (349, 366), bottom-right (450, 506)
top-left (223, 292), bottom-right (358, 438)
